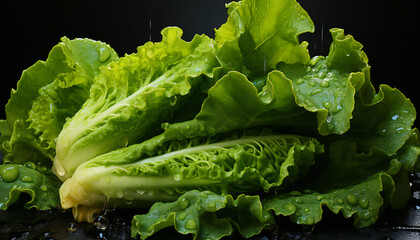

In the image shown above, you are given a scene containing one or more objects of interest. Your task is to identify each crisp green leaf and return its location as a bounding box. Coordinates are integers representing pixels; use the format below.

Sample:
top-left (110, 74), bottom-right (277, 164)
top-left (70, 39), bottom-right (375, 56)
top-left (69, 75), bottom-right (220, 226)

top-left (277, 28), bottom-right (369, 135)
top-left (131, 190), bottom-right (274, 240)
top-left (54, 27), bottom-right (220, 181)
top-left (0, 37), bottom-right (118, 164)
top-left (162, 70), bottom-right (316, 141)
top-left (59, 132), bottom-right (323, 210)
top-left (0, 164), bottom-right (60, 210)
top-left (263, 172), bottom-right (395, 228)
top-left (344, 84), bottom-right (416, 156)
top-left (215, 0), bottom-right (314, 75)
top-left (396, 129), bottom-right (420, 171)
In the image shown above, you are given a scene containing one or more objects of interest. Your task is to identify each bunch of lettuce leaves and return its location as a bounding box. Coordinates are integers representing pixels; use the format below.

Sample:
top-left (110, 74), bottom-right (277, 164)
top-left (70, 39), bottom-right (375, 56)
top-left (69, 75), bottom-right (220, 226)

top-left (1, 0), bottom-right (419, 239)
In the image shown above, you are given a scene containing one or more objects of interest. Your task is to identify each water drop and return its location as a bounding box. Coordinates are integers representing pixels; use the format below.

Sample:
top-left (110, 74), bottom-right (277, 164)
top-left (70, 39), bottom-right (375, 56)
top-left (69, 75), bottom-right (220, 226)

top-left (315, 195), bottom-right (323, 201)
top-left (396, 127), bottom-right (405, 133)
top-left (359, 198), bottom-right (369, 209)
top-left (336, 198), bottom-right (344, 204)
top-left (310, 88), bottom-right (322, 96)
top-left (169, 95), bottom-right (177, 107)
top-left (207, 202), bottom-right (216, 211)
top-left (303, 208), bottom-right (310, 213)
top-left (173, 174), bottom-right (183, 181)
top-left (307, 80), bottom-right (316, 87)
top-left (323, 101), bottom-right (332, 109)
top-left (290, 191), bottom-right (302, 196)
top-left (259, 91), bottom-right (273, 104)
top-left (93, 214), bottom-right (109, 231)
top-left (21, 176), bottom-right (33, 183)
top-left (294, 198), bottom-right (303, 204)
top-left (0, 165), bottom-right (19, 182)
top-left (116, 191), bottom-right (124, 198)
top-left (360, 211), bottom-right (371, 220)
top-left (56, 165), bottom-right (66, 177)
top-left (177, 212), bottom-right (187, 220)
top-left (391, 115), bottom-right (399, 120)
top-left (317, 71), bottom-right (327, 78)
top-left (24, 162), bottom-right (36, 170)
top-left (332, 104), bottom-right (343, 113)
top-left (320, 80), bottom-right (330, 88)
top-left (40, 185), bottom-right (48, 191)
top-left (296, 78), bottom-right (304, 85)
top-left (178, 197), bottom-right (190, 210)
top-left (136, 189), bottom-right (146, 195)
top-left (305, 217), bottom-right (315, 225)
top-left (185, 219), bottom-right (197, 230)
top-left (98, 48), bottom-right (111, 63)
top-left (303, 189), bottom-right (312, 194)
top-left (345, 194), bottom-right (358, 205)
top-left (68, 222), bottom-right (77, 232)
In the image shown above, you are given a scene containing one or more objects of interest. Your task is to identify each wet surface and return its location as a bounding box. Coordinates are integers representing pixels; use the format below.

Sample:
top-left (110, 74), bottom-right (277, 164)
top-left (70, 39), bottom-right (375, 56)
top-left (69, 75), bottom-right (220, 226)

top-left (0, 172), bottom-right (419, 240)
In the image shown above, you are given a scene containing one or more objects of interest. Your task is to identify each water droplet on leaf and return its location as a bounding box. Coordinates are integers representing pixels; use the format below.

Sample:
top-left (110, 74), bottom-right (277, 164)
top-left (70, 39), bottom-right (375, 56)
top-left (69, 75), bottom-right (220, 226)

top-left (305, 217), bottom-right (315, 225)
top-left (169, 95), bottom-right (177, 107)
top-left (98, 48), bottom-right (111, 63)
top-left (345, 193), bottom-right (358, 205)
top-left (259, 91), bottom-right (273, 104)
top-left (177, 212), bottom-right (187, 220)
top-left (185, 219), bottom-right (197, 230)
top-left (359, 198), bottom-right (369, 209)
top-left (178, 197), bottom-right (190, 210)
top-left (0, 165), bottom-right (19, 182)
top-left (323, 101), bottom-right (332, 109)
top-left (24, 162), bottom-right (36, 170)
top-left (21, 175), bottom-right (33, 183)
top-left (40, 185), bottom-right (48, 191)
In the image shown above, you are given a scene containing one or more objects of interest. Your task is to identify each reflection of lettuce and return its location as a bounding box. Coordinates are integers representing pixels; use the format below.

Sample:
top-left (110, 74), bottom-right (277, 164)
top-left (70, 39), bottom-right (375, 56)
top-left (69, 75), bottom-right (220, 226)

top-left (1, 0), bottom-right (419, 239)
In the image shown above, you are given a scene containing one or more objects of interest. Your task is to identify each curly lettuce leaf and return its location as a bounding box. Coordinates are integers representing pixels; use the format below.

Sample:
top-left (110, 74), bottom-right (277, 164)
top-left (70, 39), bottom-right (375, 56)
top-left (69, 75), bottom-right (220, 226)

top-left (344, 84), bottom-right (417, 156)
top-left (263, 172), bottom-right (395, 228)
top-left (0, 37), bottom-right (118, 164)
top-left (277, 28), bottom-right (369, 135)
top-left (0, 164), bottom-right (60, 210)
top-left (131, 190), bottom-right (274, 240)
top-left (215, 0), bottom-right (314, 75)
top-left (161, 70), bottom-right (316, 142)
top-left (54, 27), bottom-right (220, 181)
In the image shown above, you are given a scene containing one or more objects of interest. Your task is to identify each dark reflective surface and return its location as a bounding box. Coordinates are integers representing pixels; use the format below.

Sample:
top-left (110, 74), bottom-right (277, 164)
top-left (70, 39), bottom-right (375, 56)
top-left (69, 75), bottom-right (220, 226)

top-left (1, 173), bottom-right (419, 240)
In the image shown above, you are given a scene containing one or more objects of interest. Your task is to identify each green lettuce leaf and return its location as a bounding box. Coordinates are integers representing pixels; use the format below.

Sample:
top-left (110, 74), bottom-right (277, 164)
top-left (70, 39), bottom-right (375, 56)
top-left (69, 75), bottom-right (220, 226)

top-left (215, 0), bottom-right (314, 75)
top-left (344, 84), bottom-right (417, 156)
top-left (276, 28), bottom-right (369, 135)
top-left (59, 131), bottom-right (323, 211)
top-left (131, 190), bottom-right (274, 240)
top-left (263, 172), bottom-right (395, 228)
top-left (53, 27), bottom-right (220, 181)
top-left (0, 163), bottom-right (60, 210)
top-left (0, 37), bottom-right (118, 164)
top-left (161, 70), bottom-right (316, 141)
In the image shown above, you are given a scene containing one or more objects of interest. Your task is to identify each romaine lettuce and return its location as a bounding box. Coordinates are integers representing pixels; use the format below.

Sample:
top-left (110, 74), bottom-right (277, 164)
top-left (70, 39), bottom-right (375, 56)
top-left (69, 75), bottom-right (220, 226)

top-left (53, 27), bottom-right (221, 181)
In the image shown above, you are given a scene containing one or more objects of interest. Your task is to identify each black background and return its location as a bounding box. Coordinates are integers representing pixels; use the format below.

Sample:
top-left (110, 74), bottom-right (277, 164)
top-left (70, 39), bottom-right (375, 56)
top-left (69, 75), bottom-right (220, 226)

top-left (1, 0), bottom-right (419, 122)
